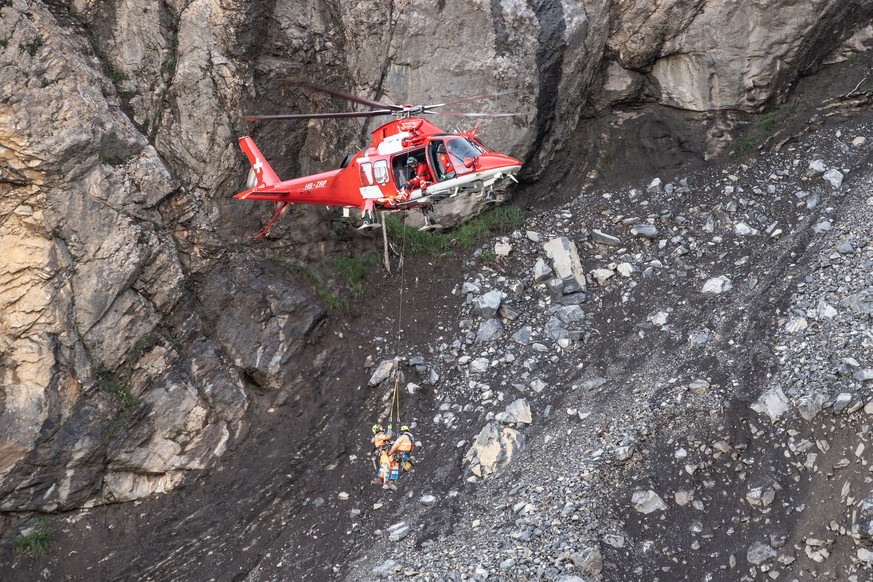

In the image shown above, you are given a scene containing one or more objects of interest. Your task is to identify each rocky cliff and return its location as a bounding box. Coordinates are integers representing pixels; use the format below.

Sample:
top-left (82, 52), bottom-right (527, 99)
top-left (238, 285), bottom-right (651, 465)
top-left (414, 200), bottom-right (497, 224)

top-left (1, 0), bottom-right (872, 515)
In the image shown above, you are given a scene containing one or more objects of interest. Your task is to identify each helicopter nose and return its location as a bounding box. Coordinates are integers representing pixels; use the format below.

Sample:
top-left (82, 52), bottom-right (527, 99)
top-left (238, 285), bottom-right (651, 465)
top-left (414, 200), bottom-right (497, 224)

top-left (476, 152), bottom-right (522, 172)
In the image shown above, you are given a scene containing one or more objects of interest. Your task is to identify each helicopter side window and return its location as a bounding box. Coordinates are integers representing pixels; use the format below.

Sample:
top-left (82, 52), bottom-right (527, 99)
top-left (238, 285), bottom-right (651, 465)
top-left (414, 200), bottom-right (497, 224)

top-left (359, 162), bottom-right (374, 186)
top-left (373, 159), bottom-right (390, 185)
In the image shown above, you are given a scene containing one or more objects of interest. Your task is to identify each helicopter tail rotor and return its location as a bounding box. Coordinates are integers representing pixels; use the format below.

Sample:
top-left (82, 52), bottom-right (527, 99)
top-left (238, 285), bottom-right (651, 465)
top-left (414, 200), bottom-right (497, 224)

top-left (237, 136), bottom-right (279, 194)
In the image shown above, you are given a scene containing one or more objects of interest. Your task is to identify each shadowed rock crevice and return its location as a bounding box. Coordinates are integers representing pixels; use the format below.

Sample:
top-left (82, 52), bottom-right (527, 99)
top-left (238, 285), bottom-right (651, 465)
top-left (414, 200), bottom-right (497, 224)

top-left (489, 0), bottom-right (510, 57)
top-left (524, 0), bottom-right (568, 177)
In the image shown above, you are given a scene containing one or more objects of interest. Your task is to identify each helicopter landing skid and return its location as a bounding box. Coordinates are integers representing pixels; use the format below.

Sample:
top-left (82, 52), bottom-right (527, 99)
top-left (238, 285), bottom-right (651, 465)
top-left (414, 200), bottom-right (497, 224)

top-left (418, 206), bottom-right (441, 231)
top-left (357, 222), bottom-right (382, 231)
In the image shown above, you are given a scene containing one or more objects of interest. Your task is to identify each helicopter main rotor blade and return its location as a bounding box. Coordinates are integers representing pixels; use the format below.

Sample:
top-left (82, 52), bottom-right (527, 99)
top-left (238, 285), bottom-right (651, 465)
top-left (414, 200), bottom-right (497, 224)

top-left (281, 79), bottom-right (403, 111)
top-left (428, 111), bottom-right (519, 117)
top-left (243, 110), bottom-right (396, 121)
top-left (424, 89), bottom-right (520, 110)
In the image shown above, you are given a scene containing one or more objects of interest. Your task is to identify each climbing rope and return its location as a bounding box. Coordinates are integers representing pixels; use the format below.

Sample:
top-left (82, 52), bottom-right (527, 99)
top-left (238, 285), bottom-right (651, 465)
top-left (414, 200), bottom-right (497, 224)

top-left (390, 372), bottom-right (401, 430)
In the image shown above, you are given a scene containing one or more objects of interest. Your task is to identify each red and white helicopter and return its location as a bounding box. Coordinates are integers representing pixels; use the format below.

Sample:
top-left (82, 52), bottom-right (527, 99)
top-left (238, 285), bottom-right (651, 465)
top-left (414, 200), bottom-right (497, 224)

top-left (235, 83), bottom-right (522, 237)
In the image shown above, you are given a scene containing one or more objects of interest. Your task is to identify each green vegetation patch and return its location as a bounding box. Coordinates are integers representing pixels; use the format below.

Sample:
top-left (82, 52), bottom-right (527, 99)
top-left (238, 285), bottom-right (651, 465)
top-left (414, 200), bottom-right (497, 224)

top-left (99, 153), bottom-right (126, 167)
top-left (94, 366), bottom-right (140, 439)
top-left (274, 251), bottom-right (381, 310)
top-left (479, 250), bottom-right (497, 265)
top-left (325, 252), bottom-right (381, 296)
top-left (732, 104), bottom-right (793, 159)
top-left (271, 205), bottom-right (523, 308)
top-left (20, 35), bottom-right (43, 57)
top-left (103, 61), bottom-right (125, 85)
top-left (14, 518), bottom-right (53, 558)
top-left (386, 204), bottom-right (524, 256)
top-left (755, 104), bottom-right (790, 134)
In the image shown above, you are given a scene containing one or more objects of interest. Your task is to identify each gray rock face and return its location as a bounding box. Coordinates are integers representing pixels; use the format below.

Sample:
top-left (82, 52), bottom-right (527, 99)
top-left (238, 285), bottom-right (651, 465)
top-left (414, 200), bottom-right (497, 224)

top-left (200, 261), bottom-right (326, 390)
top-left (0, 0), bottom-right (334, 509)
top-left (611, 0), bottom-right (873, 111)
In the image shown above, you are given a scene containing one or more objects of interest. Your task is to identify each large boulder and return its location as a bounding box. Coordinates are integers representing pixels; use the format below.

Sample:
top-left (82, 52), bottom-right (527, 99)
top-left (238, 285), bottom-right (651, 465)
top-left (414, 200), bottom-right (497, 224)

top-left (464, 422), bottom-right (526, 478)
top-left (199, 259), bottom-right (326, 390)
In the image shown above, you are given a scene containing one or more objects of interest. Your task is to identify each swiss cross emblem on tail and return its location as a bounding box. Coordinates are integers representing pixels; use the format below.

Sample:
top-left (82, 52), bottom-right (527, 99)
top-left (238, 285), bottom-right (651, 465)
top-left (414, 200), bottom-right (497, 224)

top-left (238, 137), bottom-right (280, 197)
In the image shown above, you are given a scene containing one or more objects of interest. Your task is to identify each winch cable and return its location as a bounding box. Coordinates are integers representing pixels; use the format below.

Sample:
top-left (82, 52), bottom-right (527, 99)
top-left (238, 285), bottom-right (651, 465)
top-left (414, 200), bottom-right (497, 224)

top-left (389, 222), bottom-right (407, 431)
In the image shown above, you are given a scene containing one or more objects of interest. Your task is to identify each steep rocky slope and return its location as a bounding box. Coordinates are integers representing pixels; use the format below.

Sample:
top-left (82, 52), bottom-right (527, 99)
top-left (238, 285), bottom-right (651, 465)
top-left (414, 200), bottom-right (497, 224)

top-left (340, 110), bottom-right (873, 582)
top-left (2, 0), bottom-right (873, 579)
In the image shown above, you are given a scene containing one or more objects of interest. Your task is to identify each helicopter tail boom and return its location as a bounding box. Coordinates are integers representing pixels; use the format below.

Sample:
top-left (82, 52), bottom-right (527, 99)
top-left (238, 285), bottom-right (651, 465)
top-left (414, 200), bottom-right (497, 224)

top-left (234, 136), bottom-right (343, 204)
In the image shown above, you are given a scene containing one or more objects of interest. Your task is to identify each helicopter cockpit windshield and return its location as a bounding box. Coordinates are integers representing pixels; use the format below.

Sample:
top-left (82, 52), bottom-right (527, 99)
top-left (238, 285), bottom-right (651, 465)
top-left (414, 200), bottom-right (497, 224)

top-left (429, 136), bottom-right (487, 182)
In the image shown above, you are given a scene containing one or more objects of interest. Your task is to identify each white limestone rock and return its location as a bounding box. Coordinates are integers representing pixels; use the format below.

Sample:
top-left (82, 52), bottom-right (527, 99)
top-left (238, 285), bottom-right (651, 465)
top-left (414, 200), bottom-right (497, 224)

top-left (751, 387), bottom-right (791, 423)
top-left (631, 489), bottom-right (667, 514)
top-left (496, 398), bottom-right (532, 425)
top-left (702, 276), bottom-right (733, 294)
top-left (544, 237), bottom-right (587, 294)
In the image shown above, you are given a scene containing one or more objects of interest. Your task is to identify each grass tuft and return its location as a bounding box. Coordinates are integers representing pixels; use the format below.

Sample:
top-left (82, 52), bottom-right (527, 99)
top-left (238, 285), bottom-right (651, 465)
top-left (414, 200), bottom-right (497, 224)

top-left (94, 366), bottom-right (140, 439)
top-left (325, 253), bottom-right (381, 296)
top-left (14, 518), bottom-right (53, 558)
top-left (732, 104), bottom-right (793, 159)
top-left (386, 204), bottom-right (524, 256)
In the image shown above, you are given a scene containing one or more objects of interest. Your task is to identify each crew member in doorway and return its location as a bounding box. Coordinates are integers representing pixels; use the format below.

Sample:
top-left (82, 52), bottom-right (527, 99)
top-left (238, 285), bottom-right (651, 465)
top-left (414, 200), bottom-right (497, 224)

top-left (396, 157), bottom-right (432, 203)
